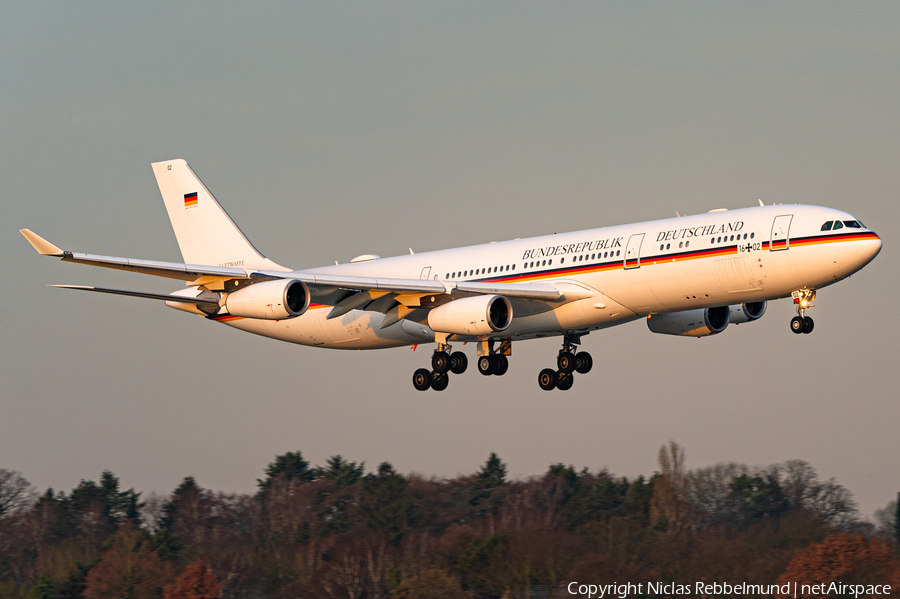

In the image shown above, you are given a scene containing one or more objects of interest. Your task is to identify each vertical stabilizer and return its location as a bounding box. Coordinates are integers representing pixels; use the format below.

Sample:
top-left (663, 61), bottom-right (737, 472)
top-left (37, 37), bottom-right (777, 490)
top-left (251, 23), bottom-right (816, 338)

top-left (151, 159), bottom-right (289, 271)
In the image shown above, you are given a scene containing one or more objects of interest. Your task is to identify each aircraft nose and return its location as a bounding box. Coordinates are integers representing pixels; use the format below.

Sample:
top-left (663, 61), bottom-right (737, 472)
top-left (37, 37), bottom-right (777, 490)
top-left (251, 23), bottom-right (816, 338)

top-left (855, 232), bottom-right (882, 267)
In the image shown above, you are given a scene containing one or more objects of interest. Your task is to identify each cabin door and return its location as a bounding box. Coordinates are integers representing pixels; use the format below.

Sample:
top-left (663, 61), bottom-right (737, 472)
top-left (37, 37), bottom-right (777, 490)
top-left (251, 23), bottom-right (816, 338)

top-left (770, 215), bottom-right (793, 251)
top-left (624, 233), bottom-right (645, 269)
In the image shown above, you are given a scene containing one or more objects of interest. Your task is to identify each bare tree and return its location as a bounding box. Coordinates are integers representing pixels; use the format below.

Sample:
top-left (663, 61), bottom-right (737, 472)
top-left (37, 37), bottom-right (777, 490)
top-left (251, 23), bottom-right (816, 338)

top-left (686, 462), bottom-right (749, 523)
top-left (872, 499), bottom-right (897, 539)
top-left (0, 469), bottom-right (36, 516)
top-left (781, 460), bottom-right (818, 509)
top-left (650, 441), bottom-right (689, 532)
top-left (778, 460), bottom-right (858, 529)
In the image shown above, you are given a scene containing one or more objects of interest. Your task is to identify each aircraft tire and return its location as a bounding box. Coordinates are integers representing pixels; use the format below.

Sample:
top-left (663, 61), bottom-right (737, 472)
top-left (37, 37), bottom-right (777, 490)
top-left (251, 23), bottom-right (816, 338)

top-left (575, 352), bottom-right (593, 374)
top-left (494, 355), bottom-right (509, 376)
top-left (790, 316), bottom-right (805, 334)
top-left (432, 351), bottom-right (451, 374)
top-left (557, 351), bottom-right (576, 373)
top-left (450, 352), bottom-right (468, 374)
top-left (413, 368), bottom-right (432, 391)
top-left (557, 372), bottom-right (574, 391)
top-left (538, 368), bottom-right (557, 391)
top-left (431, 373), bottom-right (449, 391)
top-left (803, 316), bottom-right (814, 334)
top-left (478, 355), bottom-right (496, 376)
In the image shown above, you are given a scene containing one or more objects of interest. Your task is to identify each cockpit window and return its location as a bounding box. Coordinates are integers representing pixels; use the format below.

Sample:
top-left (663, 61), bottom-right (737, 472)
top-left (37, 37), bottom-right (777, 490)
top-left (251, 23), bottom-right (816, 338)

top-left (821, 221), bottom-right (833, 231)
top-left (832, 221), bottom-right (843, 230)
top-left (843, 220), bottom-right (861, 228)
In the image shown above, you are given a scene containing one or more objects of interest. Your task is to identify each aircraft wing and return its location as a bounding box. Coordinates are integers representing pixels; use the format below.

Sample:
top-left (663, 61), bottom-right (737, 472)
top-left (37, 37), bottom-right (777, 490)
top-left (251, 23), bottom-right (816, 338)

top-left (21, 229), bottom-right (563, 303)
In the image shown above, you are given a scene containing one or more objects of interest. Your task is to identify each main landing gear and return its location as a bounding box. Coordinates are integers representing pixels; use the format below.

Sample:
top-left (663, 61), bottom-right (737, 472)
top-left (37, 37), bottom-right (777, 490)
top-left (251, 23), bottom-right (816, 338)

top-left (538, 334), bottom-right (592, 391)
top-left (790, 289), bottom-right (816, 335)
top-left (477, 353), bottom-right (509, 376)
top-left (412, 344), bottom-right (468, 391)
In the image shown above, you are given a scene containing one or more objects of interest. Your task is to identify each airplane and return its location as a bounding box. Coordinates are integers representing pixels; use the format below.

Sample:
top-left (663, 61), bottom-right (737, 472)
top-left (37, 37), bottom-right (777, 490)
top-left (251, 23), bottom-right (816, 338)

top-left (21, 159), bottom-right (882, 392)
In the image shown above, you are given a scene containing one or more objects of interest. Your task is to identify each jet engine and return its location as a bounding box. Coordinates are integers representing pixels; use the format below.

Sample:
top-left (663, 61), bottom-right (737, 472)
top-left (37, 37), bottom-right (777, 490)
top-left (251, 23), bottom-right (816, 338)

top-left (427, 295), bottom-right (512, 336)
top-left (647, 306), bottom-right (730, 337)
top-left (225, 279), bottom-right (310, 320)
top-left (729, 301), bottom-right (767, 324)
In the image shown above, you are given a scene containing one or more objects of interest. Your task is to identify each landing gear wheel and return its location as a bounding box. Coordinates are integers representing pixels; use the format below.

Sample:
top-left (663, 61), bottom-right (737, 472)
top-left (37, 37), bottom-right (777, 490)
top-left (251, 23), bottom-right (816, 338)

top-left (790, 316), bottom-right (804, 334)
top-left (538, 368), bottom-right (558, 391)
top-left (432, 351), bottom-right (451, 374)
top-left (803, 316), bottom-right (814, 334)
top-left (575, 352), bottom-right (593, 374)
top-left (557, 351), bottom-right (576, 374)
top-left (413, 368), bottom-right (432, 391)
top-left (478, 355), bottom-right (496, 376)
top-left (556, 371), bottom-right (574, 391)
top-left (450, 352), bottom-right (468, 374)
top-left (431, 372), bottom-right (449, 391)
top-left (494, 355), bottom-right (509, 376)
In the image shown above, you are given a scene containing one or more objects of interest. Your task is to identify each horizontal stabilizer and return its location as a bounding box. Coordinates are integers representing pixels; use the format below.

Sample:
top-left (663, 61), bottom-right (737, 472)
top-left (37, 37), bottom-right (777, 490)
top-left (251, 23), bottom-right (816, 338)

top-left (50, 285), bottom-right (219, 305)
top-left (20, 229), bottom-right (64, 256)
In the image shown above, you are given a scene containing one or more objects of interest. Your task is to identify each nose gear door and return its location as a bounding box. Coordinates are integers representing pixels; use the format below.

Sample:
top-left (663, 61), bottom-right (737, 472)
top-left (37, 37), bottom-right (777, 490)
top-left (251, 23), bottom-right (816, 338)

top-left (770, 215), bottom-right (793, 251)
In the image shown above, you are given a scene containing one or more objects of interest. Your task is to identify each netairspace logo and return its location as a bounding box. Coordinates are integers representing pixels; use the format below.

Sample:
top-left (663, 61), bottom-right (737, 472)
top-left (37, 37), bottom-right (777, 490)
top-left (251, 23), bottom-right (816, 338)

top-left (567, 581), bottom-right (893, 598)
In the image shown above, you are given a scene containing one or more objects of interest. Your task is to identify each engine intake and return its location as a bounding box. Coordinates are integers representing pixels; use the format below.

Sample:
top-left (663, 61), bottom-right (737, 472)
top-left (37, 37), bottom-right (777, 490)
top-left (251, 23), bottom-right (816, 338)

top-left (647, 306), bottom-right (730, 337)
top-left (729, 301), bottom-right (767, 324)
top-left (427, 295), bottom-right (512, 336)
top-left (225, 279), bottom-right (310, 320)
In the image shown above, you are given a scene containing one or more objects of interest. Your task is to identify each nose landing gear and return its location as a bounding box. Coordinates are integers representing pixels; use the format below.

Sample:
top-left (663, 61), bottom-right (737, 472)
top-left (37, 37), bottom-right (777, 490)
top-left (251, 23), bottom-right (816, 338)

top-left (538, 334), bottom-right (592, 391)
top-left (790, 289), bottom-right (816, 335)
top-left (412, 342), bottom-right (469, 391)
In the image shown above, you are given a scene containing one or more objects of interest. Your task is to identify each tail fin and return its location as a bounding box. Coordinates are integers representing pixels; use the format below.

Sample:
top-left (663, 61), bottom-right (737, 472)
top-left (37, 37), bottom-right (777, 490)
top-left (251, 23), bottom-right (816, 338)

top-left (151, 159), bottom-right (289, 271)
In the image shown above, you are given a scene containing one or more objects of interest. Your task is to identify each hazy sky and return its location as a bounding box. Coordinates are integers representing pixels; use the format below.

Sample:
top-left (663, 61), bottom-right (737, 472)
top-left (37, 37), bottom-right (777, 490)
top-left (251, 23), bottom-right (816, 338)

top-left (2, 3), bottom-right (898, 517)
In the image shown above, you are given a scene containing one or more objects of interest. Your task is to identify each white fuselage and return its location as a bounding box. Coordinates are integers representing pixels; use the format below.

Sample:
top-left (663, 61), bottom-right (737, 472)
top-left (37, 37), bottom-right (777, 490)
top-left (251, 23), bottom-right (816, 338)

top-left (215, 204), bottom-right (881, 349)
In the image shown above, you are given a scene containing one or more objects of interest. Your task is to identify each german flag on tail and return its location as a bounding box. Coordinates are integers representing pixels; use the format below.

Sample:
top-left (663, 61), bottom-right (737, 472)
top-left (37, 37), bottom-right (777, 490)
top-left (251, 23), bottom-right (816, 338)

top-left (184, 192), bottom-right (198, 208)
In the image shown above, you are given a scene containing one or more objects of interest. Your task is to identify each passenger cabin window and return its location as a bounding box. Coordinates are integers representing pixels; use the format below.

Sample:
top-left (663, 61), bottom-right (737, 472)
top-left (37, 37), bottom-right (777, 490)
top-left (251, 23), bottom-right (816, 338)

top-left (844, 220), bottom-right (862, 228)
top-left (821, 221), bottom-right (833, 231)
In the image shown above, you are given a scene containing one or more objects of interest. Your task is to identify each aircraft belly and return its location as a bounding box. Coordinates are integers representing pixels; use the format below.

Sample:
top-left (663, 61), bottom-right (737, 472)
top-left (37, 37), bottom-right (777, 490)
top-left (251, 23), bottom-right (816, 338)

top-left (597, 268), bottom-right (664, 314)
top-left (504, 293), bottom-right (637, 336)
top-left (220, 308), bottom-right (420, 350)
top-left (640, 259), bottom-right (718, 311)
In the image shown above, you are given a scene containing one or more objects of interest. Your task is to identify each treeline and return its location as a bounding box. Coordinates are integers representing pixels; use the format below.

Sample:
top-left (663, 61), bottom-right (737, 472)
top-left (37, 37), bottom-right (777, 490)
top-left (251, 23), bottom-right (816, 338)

top-left (0, 443), bottom-right (898, 598)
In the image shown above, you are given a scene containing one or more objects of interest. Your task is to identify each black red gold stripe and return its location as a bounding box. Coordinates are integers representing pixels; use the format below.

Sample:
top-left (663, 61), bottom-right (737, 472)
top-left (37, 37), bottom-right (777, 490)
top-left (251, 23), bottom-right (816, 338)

top-left (471, 231), bottom-right (877, 285)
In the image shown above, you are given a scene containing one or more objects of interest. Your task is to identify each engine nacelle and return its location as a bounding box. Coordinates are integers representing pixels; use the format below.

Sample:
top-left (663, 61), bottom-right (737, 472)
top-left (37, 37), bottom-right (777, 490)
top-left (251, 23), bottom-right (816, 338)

top-left (729, 301), bottom-right (767, 324)
top-left (647, 306), bottom-right (730, 337)
top-left (225, 279), bottom-right (310, 320)
top-left (427, 295), bottom-right (512, 336)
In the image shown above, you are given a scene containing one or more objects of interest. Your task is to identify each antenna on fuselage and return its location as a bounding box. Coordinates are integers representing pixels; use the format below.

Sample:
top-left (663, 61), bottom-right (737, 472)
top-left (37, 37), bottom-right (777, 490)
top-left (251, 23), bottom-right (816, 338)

top-left (758, 199), bottom-right (764, 206)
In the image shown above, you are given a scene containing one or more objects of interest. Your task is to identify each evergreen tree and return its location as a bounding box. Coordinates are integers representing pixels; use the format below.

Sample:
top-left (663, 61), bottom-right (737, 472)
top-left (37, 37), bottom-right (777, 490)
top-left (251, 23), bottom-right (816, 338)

top-left (476, 453), bottom-right (507, 489)
top-left (152, 476), bottom-right (203, 561)
top-left (58, 564), bottom-right (90, 599)
top-left (27, 575), bottom-right (58, 599)
top-left (358, 462), bottom-right (409, 544)
top-left (316, 456), bottom-right (364, 488)
top-left (256, 451), bottom-right (315, 496)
